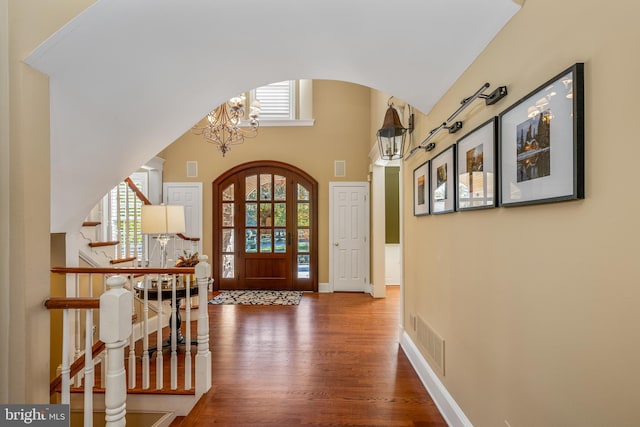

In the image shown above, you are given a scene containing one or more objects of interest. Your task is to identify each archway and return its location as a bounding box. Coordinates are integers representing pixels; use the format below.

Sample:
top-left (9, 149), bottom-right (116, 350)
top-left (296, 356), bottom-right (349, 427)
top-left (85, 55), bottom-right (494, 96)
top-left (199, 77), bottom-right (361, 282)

top-left (212, 161), bottom-right (318, 291)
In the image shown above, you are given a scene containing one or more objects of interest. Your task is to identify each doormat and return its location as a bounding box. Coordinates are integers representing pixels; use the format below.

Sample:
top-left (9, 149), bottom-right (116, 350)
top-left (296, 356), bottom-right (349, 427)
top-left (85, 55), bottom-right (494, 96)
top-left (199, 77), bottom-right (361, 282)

top-left (208, 290), bottom-right (303, 306)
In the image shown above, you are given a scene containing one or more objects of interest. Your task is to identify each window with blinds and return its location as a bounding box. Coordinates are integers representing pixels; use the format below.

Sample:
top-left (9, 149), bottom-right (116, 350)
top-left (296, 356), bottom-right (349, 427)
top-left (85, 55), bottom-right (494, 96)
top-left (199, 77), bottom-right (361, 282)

top-left (251, 80), bottom-right (296, 120)
top-left (108, 172), bottom-right (148, 260)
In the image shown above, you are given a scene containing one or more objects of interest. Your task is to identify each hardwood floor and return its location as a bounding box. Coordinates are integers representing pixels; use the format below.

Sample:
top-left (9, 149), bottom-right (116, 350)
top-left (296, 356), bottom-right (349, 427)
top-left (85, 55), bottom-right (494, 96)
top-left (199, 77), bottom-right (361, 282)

top-left (177, 286), bottom-right (446, 426)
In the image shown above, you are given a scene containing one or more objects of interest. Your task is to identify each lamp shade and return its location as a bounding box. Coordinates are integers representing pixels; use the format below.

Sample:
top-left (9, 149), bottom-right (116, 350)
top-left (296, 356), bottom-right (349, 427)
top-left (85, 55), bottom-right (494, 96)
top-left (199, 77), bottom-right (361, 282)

top-left (377, 105), bottom-right (407, 160)
top-left (141, 205), bottom-right (185, 234)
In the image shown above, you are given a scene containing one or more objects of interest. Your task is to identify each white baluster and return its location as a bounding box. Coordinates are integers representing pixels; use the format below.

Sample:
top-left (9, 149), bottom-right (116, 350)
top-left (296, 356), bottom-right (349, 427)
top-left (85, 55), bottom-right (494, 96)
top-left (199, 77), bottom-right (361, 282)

top-left (170, 275), bottom-right (178, 390)
top-left (142, 275), bottom-right (150, 389)
top-left (100, 274), bottom-right (107, 389)
top-left (155, 277), bottom-right (163, 389)
top-left (100, 275), bottom-right (132, 427)
top-left (83, 274), bottom-right (95, 427)
top-left (74, 273), bottom-right (82, 387)
top-left (84, 307), bottom-right (94, 427)
top-left (61, 308), bottom-right (71, 405)
top-left (184, 274), bottom-right (192, 390)
top-left (128, 274), bottom-right (136, 389)
top-left (195, 256), bottom-right (212, 397)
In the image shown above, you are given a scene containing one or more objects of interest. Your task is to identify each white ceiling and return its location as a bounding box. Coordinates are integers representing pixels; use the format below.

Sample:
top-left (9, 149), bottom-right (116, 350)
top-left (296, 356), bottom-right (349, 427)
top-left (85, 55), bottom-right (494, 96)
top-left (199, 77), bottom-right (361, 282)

top-left (25, 0), bottom-right (521, 232)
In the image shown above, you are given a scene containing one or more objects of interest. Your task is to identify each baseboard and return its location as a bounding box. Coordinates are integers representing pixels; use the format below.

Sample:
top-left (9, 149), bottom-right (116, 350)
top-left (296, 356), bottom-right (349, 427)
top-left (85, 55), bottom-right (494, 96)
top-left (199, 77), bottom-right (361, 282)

top-left (318, 282), bottom-right (332, 293)
top-left (399, 330), bottom-right (473, 427)
top-left (320, 282), bottom-right (373, 294)
top-left (73, 392), bottom-right (197, 417)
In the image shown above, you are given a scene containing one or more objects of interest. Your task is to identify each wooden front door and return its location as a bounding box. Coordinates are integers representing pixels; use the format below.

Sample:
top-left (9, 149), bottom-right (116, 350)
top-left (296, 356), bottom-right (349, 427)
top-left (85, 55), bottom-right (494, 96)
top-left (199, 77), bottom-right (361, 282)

top-left (212, 161), bottom-right (318, 291)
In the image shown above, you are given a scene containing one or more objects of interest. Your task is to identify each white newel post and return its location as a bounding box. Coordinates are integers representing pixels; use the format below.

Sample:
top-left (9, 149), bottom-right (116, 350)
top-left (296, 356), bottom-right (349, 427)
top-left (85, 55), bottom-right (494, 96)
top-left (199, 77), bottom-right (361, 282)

top-left (195, 256), bottom-right (212, 397)
top-left (100, 275), bottom-right (133, 427)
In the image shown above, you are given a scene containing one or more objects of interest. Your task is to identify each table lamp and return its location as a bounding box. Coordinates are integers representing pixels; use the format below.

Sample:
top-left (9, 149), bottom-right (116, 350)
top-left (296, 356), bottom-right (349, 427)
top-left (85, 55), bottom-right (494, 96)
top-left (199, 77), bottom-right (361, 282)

top-left (141, 205), bottom-right (186, 269)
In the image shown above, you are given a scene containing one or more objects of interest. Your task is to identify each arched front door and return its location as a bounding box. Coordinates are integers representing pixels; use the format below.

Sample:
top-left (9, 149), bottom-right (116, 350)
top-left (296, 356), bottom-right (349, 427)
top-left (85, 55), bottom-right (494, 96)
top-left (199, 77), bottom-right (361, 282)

top-left (212, 161), bottom-right (318, 291)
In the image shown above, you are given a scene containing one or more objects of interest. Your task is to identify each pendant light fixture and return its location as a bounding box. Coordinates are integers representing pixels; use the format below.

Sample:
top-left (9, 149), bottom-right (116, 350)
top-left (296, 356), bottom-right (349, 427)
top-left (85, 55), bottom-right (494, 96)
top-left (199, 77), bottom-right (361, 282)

top-left (377, 98), bottom-right (413, 160)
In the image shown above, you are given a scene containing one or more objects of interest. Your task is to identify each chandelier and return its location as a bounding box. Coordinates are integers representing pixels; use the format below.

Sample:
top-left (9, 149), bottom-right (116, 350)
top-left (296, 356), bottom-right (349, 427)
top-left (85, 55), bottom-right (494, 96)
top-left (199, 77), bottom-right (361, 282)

top-left (193, 95), bottom-right (260, 156)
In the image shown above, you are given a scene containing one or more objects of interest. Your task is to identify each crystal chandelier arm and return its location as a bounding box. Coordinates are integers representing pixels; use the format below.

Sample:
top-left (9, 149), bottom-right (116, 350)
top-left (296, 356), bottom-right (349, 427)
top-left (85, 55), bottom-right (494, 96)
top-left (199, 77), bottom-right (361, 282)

top-left (192, 94), bottom-right (261, 157)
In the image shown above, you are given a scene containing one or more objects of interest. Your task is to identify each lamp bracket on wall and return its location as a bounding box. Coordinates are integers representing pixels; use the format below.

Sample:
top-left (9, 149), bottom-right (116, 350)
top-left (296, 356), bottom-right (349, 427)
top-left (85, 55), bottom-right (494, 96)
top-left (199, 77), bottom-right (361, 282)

top-left (445, 121), bottom-right (463, 134)
top-left (405, 82), bottom-right (508, 161)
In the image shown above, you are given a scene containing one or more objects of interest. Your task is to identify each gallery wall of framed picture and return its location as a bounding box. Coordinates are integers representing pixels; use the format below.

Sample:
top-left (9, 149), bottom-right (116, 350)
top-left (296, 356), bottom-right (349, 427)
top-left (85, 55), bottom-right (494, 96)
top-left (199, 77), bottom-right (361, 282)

top-left (430, 145), bottom-right (455, 214)
top-left (498, 63), bottom-right (584, 206)
top-left (456, 117), bottom-right (497, 211)
top-left (412, 62), bottom-right (584, 216)
top-left (413, 160), bottom-right (430, 216)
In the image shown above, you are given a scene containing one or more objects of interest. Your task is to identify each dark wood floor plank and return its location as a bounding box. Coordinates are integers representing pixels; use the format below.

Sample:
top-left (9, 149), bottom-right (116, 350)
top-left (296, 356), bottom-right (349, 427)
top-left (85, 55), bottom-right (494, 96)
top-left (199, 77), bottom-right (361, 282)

top-left (183, 286), bottom-right (446, 426)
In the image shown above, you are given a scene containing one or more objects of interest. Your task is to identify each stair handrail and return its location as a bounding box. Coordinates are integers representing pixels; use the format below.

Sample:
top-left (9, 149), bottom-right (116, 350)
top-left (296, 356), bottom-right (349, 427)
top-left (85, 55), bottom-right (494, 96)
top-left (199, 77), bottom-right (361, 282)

top-left (51, 266), bottom-right (195, 275)
top-left (48, 262), bottom-right (212, 426)
top-left (124, 177), bottom-right (152, 205)
top-left (46, 338), bottom-right (104, 395)
top-left (124, 177), bottom-right (200, 242)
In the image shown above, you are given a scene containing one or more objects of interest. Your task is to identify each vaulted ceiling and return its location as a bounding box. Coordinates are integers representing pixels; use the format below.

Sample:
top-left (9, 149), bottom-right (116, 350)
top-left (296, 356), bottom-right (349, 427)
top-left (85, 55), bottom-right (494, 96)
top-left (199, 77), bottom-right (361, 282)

top-left (25, 0), bottom-right (521, 232)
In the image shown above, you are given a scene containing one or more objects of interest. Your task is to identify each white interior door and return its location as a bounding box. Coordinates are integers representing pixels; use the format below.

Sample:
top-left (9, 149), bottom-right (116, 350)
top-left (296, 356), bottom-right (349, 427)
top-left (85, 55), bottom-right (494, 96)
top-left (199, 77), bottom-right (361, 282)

top-left (163, 182), bottom-right (202, 262)
top-left (330, 182), bottom-right (369, 292)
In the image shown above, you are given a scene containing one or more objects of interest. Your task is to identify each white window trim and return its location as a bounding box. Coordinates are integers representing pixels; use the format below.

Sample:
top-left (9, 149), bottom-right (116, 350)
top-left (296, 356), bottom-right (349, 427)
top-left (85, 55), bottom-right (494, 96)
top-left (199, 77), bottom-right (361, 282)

top-left (245, 79), bottom-right (314, 127)
top-left (252, 118), bottom-right (315, 127)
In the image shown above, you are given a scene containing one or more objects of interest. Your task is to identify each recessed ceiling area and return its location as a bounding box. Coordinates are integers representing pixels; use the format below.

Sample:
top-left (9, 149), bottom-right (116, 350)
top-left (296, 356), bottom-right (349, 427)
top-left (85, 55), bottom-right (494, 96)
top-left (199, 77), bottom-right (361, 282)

top-left (25, 0), bottom-right (521, 232)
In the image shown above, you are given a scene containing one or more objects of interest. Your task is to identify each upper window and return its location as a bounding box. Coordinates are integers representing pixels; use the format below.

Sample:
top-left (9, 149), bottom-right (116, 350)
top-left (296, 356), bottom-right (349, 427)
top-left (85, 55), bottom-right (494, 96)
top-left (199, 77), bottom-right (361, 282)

top-left (246, 80), bottom-right (314, 127)
top-left (251, 80), bottom-right (296, 120)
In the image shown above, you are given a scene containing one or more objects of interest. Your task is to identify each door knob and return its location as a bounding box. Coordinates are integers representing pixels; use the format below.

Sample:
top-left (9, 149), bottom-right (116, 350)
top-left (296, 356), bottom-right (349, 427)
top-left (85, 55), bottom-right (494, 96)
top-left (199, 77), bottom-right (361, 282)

top-left (334, 243), bottom-right (339, 246)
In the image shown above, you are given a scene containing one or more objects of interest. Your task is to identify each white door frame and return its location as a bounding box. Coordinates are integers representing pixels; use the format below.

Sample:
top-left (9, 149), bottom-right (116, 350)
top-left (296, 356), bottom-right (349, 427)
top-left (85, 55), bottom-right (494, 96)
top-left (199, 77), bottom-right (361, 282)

top-left (163, 182), bottom-right (203, 256)
top-left (329, 181), bottom-right (370, 293)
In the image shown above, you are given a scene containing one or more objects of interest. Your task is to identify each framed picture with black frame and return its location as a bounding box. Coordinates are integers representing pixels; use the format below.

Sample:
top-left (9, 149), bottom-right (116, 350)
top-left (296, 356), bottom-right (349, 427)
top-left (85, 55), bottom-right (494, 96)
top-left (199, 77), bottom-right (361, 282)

top-left (413, 160), bottom-right (430, 216)
top-left (430, 145), bottom-right (455, 214)
top-left (499, 63), bottom-right (584, 206)
top-left (456, 117), bottom-right (498, 211)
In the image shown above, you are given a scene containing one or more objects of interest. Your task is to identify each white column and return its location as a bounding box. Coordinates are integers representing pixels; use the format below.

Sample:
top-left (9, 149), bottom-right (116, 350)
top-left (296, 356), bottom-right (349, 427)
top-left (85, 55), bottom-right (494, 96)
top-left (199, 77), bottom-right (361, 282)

top-left (195, 256), bottom-right (212, 397)
top-left (100, 275), bottom-right (132, 427)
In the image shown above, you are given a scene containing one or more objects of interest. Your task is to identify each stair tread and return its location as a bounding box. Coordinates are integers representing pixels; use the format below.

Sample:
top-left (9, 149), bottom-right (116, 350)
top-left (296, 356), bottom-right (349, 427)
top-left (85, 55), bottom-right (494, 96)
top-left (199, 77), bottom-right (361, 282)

top-left (110, 256), bottom-right (137, 265)
top-left (82, 221), bottom-right (101, 227)
top-left (88, 241), bottom-right (119, 248)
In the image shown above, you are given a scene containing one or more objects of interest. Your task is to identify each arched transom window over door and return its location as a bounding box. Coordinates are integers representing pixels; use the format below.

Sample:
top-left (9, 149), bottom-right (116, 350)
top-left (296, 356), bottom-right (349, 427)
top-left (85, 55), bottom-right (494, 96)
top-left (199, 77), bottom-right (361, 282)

top-left (212, 161), bottom-right (318, 292)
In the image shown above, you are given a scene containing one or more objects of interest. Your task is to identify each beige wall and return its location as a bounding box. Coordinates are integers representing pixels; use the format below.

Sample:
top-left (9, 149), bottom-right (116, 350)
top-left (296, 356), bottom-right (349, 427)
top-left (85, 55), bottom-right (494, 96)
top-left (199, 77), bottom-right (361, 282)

top-left (7, 1), bottom-right (640, 424)
top-left (402, 1), bottom-right (640, 426)
top-left (160, 80), bottom-right (372, 284)
top-left (2, 0), bottom-right (94, 404)
top-left (0, 0), bottom-right (9, 403)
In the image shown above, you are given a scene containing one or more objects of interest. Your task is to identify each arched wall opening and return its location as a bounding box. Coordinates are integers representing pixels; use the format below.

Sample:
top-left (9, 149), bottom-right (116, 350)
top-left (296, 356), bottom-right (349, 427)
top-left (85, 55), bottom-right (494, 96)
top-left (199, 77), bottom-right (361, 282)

top-left (23, 0), bottom-right (520, 233)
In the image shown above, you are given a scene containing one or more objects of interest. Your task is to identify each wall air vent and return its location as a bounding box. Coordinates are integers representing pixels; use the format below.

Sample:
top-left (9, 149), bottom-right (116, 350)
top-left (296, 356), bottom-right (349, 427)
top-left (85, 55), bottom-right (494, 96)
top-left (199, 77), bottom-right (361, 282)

top-left (417, 315), bottom-right (445, 376)
top-left (186, 161), bottom-right (198, 178)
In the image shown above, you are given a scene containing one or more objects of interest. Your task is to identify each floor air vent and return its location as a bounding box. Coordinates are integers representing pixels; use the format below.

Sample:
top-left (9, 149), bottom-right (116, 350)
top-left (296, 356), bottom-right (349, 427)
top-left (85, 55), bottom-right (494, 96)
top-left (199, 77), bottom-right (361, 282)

top-left (416, 315), bottom-right (445, 376)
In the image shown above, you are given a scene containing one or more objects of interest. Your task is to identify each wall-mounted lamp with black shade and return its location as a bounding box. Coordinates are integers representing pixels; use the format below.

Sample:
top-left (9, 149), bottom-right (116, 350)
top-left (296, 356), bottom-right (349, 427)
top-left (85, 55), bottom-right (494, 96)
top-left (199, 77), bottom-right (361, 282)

top-left (377, 98), bottom-right (414, 161)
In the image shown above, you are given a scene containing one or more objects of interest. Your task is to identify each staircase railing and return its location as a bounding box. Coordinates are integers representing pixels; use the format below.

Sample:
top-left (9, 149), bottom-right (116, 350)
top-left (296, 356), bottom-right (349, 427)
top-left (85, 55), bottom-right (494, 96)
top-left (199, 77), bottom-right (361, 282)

top-left (46, 259), bottom-right (212, 427)
top-left (122, 177), bottom-right (200, 263)
top-left (84, 177), bottom-right (200, 266)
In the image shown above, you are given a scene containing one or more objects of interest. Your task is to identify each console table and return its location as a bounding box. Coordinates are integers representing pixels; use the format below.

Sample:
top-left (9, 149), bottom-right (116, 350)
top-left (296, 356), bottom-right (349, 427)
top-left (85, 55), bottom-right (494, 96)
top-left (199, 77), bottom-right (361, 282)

top-left (134, 277), bottom-right (199, 354)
